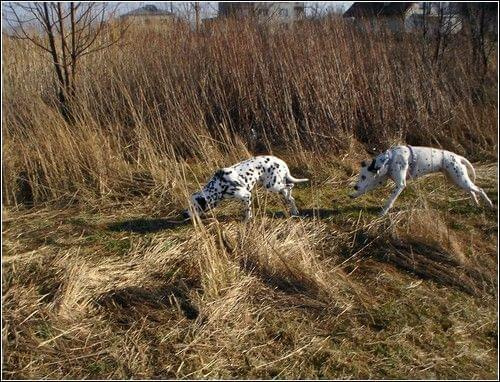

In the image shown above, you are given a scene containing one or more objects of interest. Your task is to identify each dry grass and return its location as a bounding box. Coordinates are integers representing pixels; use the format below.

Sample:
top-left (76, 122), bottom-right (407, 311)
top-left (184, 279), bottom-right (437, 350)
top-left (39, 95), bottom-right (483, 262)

top-left (2, 164), bottom-right (497, 379)
top-left (2, 18), bottom-right (497, 206)
top-left (2, 17), bottom-right (498, 379)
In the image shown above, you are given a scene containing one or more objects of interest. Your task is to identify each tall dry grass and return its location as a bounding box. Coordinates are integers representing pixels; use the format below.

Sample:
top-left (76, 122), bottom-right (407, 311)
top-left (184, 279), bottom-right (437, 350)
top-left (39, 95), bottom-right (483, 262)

top-left (2, 16), bottom-right (498, 379)
top-left (2, 17), bottom-right (497, 207)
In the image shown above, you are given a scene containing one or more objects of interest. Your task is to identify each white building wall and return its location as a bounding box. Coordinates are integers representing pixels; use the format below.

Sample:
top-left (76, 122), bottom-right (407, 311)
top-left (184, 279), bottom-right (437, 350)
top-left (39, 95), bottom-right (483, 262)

top-left (256, 2), bottom-right (304, 23)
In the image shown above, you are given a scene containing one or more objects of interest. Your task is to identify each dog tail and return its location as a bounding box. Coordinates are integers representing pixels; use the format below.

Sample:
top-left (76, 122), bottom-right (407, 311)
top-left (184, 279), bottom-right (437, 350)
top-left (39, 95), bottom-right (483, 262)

top-left (460, 157), bottom-right (476, 182)
top-left (286, 174), bottom-right (309, 183)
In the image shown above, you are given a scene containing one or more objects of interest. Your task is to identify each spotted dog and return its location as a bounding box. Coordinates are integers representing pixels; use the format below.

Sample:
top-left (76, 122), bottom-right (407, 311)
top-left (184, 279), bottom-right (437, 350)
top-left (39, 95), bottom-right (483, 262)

top-left (350, 145), bottom-right (494, 216)
top-left (183, 155), bottom-right (309, 220)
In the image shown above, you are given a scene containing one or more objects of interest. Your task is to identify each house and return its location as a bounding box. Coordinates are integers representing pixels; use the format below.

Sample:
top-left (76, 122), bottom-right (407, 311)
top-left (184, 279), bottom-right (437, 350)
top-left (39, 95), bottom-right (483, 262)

top-left (343, 2), bottom-right (463, 34)
top-left (405, 3), bottom-right (463, 35)
top-left (218, 2), bottom-right (305, 24)
top-left (120, 4), bottom-right (177, 26)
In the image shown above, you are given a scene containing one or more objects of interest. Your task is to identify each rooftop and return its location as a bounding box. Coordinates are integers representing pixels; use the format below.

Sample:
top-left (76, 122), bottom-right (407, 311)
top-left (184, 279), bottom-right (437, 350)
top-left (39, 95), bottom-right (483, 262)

top-left (343, 2), bottom-right (416, 18)
top-left (121, 4), bottom-right (174, 17)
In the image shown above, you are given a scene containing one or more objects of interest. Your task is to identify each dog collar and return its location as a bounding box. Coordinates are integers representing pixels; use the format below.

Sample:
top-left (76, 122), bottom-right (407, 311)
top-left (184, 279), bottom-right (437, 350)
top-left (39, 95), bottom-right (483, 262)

top-left (407, 145), bottom-right (417, 178)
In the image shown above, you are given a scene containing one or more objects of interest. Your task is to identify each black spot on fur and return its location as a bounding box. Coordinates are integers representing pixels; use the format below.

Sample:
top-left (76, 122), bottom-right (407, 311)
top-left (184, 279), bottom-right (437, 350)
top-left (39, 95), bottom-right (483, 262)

top-left (227, 179), bottom-right (242, 188)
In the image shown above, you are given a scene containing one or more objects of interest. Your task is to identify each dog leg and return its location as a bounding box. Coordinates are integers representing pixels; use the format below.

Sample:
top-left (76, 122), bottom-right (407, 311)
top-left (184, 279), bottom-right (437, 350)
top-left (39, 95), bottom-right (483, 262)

top-left (242, 194), bottom-right (253, 221)
top-left (446, 162), bottom-right (494, 208)
top-left (469, 191), bottom-right (480, 206)
top-left (380, 166), bottom-right (407, 216)
top-left (465, 185), bottom-right (492, 208)
top-left (474, 187), bottom-right (494, 208)
top-left (380, 185), bottom-right (405, 216)
top-left (281, 187), bottom-right (300, 216)
top-left (229, 187), bottom-right (253, 221)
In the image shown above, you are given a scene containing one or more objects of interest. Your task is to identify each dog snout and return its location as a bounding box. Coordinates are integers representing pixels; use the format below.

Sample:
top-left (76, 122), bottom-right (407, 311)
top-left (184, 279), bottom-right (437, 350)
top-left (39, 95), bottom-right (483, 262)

top-left (353, 185), bottom-right (359, 191)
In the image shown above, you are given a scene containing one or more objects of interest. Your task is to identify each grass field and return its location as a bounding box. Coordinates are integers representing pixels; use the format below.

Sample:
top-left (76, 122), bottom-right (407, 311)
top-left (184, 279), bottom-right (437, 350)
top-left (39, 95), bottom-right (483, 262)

top-left (2, 15), bottom-right (498, 379)
top-left (3, 159), bottom-right (497, 379)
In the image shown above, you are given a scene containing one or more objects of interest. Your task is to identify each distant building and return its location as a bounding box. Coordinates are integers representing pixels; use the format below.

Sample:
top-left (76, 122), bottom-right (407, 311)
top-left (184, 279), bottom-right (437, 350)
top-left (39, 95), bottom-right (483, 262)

top-left (120, 4), bottom-right (177, 26)
top-left (343, 2), bottom-right (463, 34)
top-left (218, 2), bottom-right (305, 24)
top-left (344, 2), bottom-right (417, 19)
top-left (406, 3), bottom-right (463, 35)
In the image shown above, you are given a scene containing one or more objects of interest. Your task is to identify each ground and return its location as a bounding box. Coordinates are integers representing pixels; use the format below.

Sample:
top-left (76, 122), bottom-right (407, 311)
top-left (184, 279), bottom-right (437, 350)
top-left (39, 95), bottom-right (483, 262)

top-left (2, 161), bottom-right (498, 379)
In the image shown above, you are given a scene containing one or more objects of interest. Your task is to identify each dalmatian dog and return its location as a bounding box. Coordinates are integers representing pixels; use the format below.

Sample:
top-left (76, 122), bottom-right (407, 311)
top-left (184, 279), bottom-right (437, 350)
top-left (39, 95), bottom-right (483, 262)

top-left (183, 155), bottom-right (309, 220)
top-left (350, 145), bottom-right (494, 216)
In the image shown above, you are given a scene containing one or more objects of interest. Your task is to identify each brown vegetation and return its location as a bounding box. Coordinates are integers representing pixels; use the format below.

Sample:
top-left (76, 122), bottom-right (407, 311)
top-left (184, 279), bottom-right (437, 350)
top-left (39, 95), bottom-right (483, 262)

top-left (2, 17), bottom-right (498, 379)
top-left (3, 18), bottom-right (497, 206)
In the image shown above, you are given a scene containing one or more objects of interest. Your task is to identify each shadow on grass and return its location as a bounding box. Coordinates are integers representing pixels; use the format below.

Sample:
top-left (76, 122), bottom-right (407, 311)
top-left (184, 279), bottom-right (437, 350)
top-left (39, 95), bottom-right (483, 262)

top-left (234, 245), bottom-right (338, 316)
top-left (107, 218), bottom-right (191, 233)
top-left (307, 205), bottom-right (381, 217)
top-left (95, 283), bottom-right (199, 323)
top-left (352, 231), bottom-right (491, 296)
top-left (107, 205), bottom-right (383, 234)
top-left (267, 205), bottom-right (380, 220)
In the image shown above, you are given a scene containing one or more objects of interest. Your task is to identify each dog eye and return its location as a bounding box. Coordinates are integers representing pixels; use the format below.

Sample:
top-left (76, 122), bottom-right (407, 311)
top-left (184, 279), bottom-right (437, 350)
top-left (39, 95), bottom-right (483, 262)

top-left (361, 175), bottom-right (366, 180)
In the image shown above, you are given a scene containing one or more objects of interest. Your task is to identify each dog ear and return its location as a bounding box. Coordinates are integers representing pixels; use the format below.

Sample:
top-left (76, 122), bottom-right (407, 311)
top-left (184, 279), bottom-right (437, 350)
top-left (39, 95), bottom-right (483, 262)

top-left (214, 169), bottom-right (225, 180)
top-left (367, 159), bottom-right (378, 173)
top-left (195, 195), bottom-right (207, 210)
top-left (361, 160), bottom-right (367, 167)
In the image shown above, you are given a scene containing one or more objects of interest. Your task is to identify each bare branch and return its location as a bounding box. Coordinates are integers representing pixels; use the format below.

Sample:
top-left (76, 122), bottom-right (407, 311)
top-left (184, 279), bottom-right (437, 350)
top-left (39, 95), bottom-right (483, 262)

top-left (5, 1), bottom-right (129, 121)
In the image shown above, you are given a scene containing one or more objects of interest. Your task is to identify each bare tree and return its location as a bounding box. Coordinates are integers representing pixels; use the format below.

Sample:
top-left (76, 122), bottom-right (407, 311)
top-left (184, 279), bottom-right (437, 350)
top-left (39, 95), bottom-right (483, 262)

top-left (460, 2), bottom-right (497, 86)
top-left (417, 3), bottom-right (462, 66)
top-left (168, 2), bottom-right (216, 29)
top-left (4, 2), bottom-right (129, 121)
top-left (193, 2), bottom-right (200, 32)
top-left (305, 1), bottom-right (344, 19)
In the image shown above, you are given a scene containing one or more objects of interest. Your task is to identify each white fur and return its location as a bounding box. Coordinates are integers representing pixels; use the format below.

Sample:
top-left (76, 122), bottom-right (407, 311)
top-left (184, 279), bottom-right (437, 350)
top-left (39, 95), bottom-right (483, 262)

top-left (350, 145), bottom-right (494, 216)
top-left (187, 155), bottom-right (308, 220)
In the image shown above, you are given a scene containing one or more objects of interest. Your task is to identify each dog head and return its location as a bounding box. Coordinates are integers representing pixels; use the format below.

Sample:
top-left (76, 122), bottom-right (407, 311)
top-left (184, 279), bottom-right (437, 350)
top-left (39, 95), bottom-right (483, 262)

top-left (350, 151), bottom-right (391, 199)
top-left (184, 192), bottom-right (212, 218)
